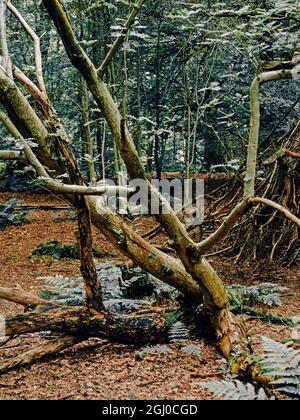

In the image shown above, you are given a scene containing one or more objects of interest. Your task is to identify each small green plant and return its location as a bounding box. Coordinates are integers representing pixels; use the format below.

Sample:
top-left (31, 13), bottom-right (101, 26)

top-left (51, 210), bottom-right (77, 223)
top-left (32, 240), bottom-right (116, 260)
top-left (39, 274), bottom-right (85, 306)
top-left (136, 345), bottom-right (173, 360)
top-left (0, 199), bottom-right (28, 231)
top-left (229, 283), bottom-right (297, 326)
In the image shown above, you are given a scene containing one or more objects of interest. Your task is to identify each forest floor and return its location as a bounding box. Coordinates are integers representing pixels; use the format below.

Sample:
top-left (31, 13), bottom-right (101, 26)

top-left (0, 192), bottom-right (299, 400)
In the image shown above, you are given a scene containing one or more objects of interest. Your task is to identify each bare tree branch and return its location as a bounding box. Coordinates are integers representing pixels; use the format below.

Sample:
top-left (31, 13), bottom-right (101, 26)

top-left (0, 287), bottom-right (50, 307)
top-left (0, 66), bottom-right (54, 166)
top-left (0, 150), bottom-right (24, 160)
top-left (0, 0), bottom-right (12, 78)
top-left (20, 139), bottom-right (134, 196)
top-left (197, 199), bottom-right (249, 255)
top-left (0, 109), bottom-right (19, 137)
top-left (98, 0), bottom-right (146, 77)
top-left (7, 0), bottom-right (48, 96)
top-left (12, 65), bottom-right (52, 117)
top-left (282, 148), bottom-right (300, 159)
top-left (196, 193), bottom-right (300, 255)
top-left (0, 112), bottom-right (133, 196)
top-left (249, 197), bottom-right (300, 228)
top-left (244, 65), bottom-right (300, 198)
top-left (0, 336), bottom-right (82, 374)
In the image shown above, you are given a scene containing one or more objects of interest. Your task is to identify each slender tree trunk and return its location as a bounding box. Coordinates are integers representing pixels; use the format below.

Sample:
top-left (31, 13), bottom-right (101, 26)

top-left (81, 77), bottom-right (97, 184)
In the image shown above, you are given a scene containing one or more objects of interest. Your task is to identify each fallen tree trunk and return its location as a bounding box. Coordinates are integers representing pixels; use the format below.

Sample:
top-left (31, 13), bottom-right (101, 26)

top-left (0, 336), bottom-right (82, 374)
top-left (1, 305), bottom-right (173, 344)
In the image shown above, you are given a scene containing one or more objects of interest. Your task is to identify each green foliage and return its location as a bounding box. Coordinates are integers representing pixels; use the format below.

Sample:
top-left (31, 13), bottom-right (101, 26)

top-left (168, 321), bottom-right (190, 343)
top-left (3, 0), bottom-right (299, 178)
top-left (240, 308), bottom-right (298, 327)
top-left (136, 343), bottom-right (202, 361)
top-left (121, 266), bottom-right (177, 301)
top-left (180, 344), bottom-right (202, 357)
top-left (199, 380), bottom-right (268, 401)
top-left (121, 268), bottom-right (156, 300)
top-left (0, 199), bottom-right (28, 231)
top-left (164, 309), bottom-right (181, 330)
top-left (51, 210), bottom-right (77, 223)
top-left (136, 344), bottom-right (173, 361)
top-left (0, 162), bottom-right (41, 193)
top-left (260, 337), bottom-right (300, 398)
top-left (39, 274), bottom-right (85, 306)
top-left (196, 337), bottom-right (300, 400)
top-left (229, 283), bottom-right (291, 309)
top-left (32, 240), bottom-right (116, 260)
top-left (229, 283), bottom-right (297, 326)
top-left (39, 263), bottom-right (176, 314)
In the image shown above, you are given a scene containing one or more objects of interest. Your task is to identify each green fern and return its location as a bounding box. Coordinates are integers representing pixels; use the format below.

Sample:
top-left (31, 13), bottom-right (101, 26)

top-left (168, 321), bottom-right (190, 342)
top-left (38, 274), bottom-right (85, 306)
top-left (196, 337), bottom-right (300, 400)
top-left (229, 283), bottom-right (290, 309)
top-left (260, 337), bottom-right (300, 398)
top-left (39, 263), bottom-right (169, 314)
top-left (198, 380), bottom-right (268, 400)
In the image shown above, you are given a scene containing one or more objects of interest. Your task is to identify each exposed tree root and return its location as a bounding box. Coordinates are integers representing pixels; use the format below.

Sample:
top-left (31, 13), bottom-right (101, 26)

top-left (213, 308), bottom-right (249, 373)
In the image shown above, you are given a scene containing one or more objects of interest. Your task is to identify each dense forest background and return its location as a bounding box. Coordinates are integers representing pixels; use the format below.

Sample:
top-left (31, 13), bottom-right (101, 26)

top-left (1, 0), bottom-right (299, 186)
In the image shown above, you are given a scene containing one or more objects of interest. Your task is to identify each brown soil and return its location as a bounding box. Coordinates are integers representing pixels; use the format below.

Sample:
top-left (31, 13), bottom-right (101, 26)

top-left (0, 192), bottom-right (299, 400)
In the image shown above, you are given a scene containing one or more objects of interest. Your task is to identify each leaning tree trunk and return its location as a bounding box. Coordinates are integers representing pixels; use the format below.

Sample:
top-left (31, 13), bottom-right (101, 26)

top-left (0, 0), bottom-right (231, 373)
top-left (40, 0), bottom-right (246, 361)
top-left (0, 0), bottom-right (240, 368)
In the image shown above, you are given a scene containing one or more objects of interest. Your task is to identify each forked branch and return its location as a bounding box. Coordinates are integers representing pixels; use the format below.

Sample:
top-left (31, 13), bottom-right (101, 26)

top-left (7, 0), bottom-right (47, 96)
top-left (197, 199), bottom-right (250, 255)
